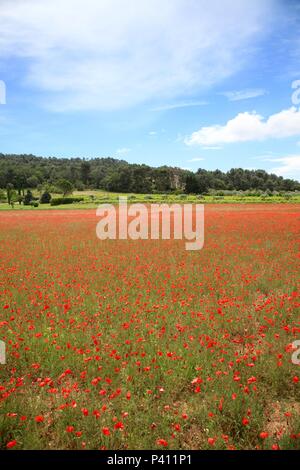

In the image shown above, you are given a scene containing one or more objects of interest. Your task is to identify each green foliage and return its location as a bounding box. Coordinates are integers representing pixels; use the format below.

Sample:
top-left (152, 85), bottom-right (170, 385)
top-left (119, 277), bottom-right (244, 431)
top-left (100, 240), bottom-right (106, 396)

top-left (50, 196), bottom-right (84, 206)
top-left (80, 161), bottom-right (91, 185)
top-left (27, 175), bottom-right (39, 188)
top-left (56, 178), bottom-right (73, 196)
top-left (23, 190), bottom-right (33, 205)
top-left (40, 191), bottom-right (52, 204)
top-left (6, 183), bottom-right (14, 205)
top-left (185, 174), bottom-right (201, 194)
top-left (0, 188), bottom-right (6, 202)
top-left (0, 153), bottom-right (299, 195)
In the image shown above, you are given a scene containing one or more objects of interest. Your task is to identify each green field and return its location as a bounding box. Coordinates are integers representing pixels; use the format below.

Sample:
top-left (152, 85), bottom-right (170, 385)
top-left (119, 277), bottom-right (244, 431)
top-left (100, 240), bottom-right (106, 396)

top-left (0, 204), bottom-right (299, 450)
top-left (1, 189), bottom-right (300, 211)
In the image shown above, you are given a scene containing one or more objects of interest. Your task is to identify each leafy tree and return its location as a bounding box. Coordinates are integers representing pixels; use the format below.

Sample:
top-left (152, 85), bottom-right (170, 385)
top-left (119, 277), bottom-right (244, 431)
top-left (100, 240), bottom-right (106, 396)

top-left (6, 183), bottom-right (14, 205)
top-left (75, 180), bottom-right (85, 191)
top-left (56, 179), bottom-right (73, 196)
top-left (27, 175), bottom-right (39, 188)
top-left (81, 161), bottom-right (91, 186)
top-left (104, 168), bottom-right (132, 192)
top-left (185, 174), bottom-right (200, 194)
top-left (131, 165), bottom-right (152, 193)
top-left (0, 154), bottom-right (299, 194)
top-left (154, 167), bottom-right (172, 192)
top-left (196, 169), bottom-right (210, 193)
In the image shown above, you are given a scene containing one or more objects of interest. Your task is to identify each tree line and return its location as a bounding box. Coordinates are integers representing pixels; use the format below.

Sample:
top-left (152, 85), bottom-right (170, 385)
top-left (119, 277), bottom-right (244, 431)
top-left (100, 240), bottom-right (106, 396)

top-left (0, 153), bottom-right (299, 196)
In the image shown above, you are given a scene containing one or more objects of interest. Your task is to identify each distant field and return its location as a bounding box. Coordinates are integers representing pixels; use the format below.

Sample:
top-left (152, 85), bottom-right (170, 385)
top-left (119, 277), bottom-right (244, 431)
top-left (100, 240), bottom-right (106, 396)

top-left (1, 189), bottom-right (300, 211)
top-left (0, 204), bottom-right (299, 450)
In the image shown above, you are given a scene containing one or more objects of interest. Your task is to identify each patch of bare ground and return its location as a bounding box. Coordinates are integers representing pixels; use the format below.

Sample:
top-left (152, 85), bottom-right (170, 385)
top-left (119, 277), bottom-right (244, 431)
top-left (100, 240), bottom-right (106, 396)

top-left (264, 400), bottom-right (300, 441)
top-left (180, 424), bottom-right (208, 450)
top-left (173, 399), bottom-right (211, 450)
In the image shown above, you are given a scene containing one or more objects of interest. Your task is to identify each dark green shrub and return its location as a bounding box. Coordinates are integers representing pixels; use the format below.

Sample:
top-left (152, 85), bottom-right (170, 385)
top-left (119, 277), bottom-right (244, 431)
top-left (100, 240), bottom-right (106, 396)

top-left (24, 190), bottom-right (33, 205)
top-left (40, 191), bottom-right (52, 204)
top-left (50, 197), bottom-right (84, 206)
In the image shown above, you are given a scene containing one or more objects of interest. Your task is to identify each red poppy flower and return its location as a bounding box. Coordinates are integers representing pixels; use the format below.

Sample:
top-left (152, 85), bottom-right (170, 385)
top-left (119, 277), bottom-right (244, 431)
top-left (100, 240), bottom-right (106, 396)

top-left (35, 415), bottom-right (44, 423)
top-left (156, 439), bottom-right (168, 447)
top-left (114, 421), bottom-right (124, 430)
top-left (6, 440), bottom-right (17, 449)
top-left (102, 427), bottom-right (110, 436)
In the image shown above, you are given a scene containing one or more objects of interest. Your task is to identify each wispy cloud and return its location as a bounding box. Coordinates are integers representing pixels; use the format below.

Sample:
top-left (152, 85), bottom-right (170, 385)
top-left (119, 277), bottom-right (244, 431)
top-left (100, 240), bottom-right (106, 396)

top-left (0, 0), bottom-right (276, 111)
top-left (0, 80), bottom-right (6, 105)
top-left (262, 155), bottom-right (300, 180)
top-left (185, 107), bottom-right (300, 146)
top-left (188, 157), bottom-right (205, 162)
top-left (221, 88), bottom-right (266, 101)
top-left (115, 147), bottom-right (131, 156)
top-left (202, 146), bottom-right (222, 150)
top-left (152, 101), bottom-right (207, 111)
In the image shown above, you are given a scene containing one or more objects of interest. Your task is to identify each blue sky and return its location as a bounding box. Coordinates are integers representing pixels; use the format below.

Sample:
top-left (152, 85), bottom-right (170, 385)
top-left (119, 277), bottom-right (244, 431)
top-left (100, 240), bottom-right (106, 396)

top-left (0, 0), bottom-right (300, 180)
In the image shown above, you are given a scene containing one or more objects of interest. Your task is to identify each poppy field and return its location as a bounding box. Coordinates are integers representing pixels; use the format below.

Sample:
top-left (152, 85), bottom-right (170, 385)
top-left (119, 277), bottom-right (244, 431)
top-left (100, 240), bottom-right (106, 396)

top-left (0, 204), bottom-right (299, 450)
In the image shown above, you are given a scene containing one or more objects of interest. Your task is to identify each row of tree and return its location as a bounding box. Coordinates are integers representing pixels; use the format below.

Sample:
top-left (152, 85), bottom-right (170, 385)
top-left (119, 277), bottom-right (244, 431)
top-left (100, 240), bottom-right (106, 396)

top-left (0, 153), bottom-right (299, 194)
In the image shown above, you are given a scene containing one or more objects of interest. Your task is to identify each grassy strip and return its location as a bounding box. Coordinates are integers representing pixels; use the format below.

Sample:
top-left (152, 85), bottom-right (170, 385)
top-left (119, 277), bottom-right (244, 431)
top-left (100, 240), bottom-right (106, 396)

top-left (1, 193), bottom-right (300, 210)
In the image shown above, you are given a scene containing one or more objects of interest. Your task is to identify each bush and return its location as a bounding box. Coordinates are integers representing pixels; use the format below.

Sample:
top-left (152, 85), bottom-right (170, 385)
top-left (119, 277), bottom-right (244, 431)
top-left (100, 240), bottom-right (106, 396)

top-left (75, 181), bottom-right (85, 191)
top-left (40, 191), bottom-right (52, 204)
top-left (0, 189), bottom-right (7, 202)
top-left (24, 190), bottom-right (33, 205)
top-left (31, 201), bottom-right (39, 207)
top-left (50, 197), bottom-right (84, 206)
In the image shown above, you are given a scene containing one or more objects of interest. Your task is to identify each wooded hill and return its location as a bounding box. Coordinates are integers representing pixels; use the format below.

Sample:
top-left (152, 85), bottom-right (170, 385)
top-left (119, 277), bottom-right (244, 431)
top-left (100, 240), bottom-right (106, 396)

top-left (0, 153), bottom-right (299, 194)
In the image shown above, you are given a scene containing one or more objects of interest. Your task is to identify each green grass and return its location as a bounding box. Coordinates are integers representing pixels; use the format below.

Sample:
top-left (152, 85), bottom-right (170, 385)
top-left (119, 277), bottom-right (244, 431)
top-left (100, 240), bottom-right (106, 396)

top-left (1, 189), bottom-right (300, 211)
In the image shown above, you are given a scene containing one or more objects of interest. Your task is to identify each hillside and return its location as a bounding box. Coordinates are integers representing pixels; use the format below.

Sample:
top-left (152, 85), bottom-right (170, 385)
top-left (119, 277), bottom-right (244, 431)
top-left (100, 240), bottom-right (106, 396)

top-left (0, 153), bottom-right (299, 194)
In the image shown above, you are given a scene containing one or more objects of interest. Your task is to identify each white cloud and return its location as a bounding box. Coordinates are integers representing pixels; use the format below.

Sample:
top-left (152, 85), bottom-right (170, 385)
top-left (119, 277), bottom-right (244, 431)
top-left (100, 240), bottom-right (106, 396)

top-left (116, 147), bottom-right (131, 156)
top-left (202, 146), bottom-right (222, 150)
top-left (188, 157), bottom-right (205, 162)
top-left (185, 107), bottom-right (300, 145)
top-left (221, 88), bottom-right (266, 101)
top-left (0, 0), bottom-right (276, 111)
top-left (0, 80), bottom-right (6, 104)
top-left (149, 131), bottom-right (157, 136)
top-left (262, 155), bottom-right (300, 180)
top-left (152, 100), bottom-right (207, 111)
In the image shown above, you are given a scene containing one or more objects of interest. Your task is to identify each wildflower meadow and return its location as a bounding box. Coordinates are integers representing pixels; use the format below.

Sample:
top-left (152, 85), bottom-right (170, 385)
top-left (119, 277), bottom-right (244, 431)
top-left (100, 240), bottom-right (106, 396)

top-left (0, 204), bottom-right (299, 450)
